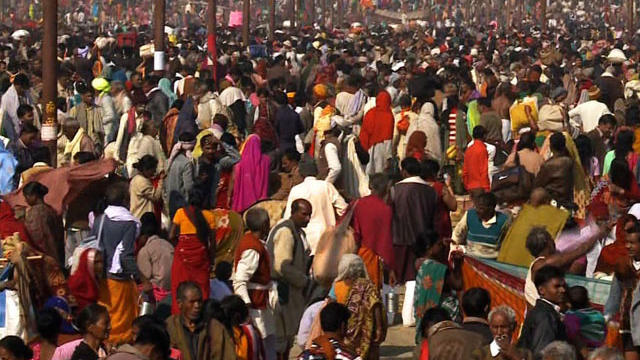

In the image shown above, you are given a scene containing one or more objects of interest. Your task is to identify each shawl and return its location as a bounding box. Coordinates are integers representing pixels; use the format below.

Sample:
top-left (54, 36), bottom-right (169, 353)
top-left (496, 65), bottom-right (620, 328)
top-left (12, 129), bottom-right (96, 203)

top-left (405, 131), bottom-right (428, 160)
top-left (174, 98), bottom-right (198, 144)
top-left (159, 78), bottom-right (178, 107)
top-left (418, 102), bottom-right (442, 162)
top-left (342, 135), bottom-right (370, 199)
top-left (596, 213), bottom-right (634, 274)
top-left (161, 108), bottom-right (180, 155)
top-left (118, 107), bottom-right (138, 161)
top-left (218, 86), bottom-right (245, 107)
top-left (360, 91), bottom-right (394, 151)
top-left (341, 277), bottom-right (381, 359)
top-left (352, 195), bottom-right (395, 270)
top-left (414, 259), bottom-right (448, 343)
top-left (3, 158), bottom-right (117, 215)
top-left (68, 248), bottom-right (99, 310)
top-left (64, 127), bottom-right (88, 159)
top-left (231, 135), bottom-right (270, 212)
top-left (167, 141), bottom-right (196, 172)
top-left (252, 104), bottom-right (278, 146)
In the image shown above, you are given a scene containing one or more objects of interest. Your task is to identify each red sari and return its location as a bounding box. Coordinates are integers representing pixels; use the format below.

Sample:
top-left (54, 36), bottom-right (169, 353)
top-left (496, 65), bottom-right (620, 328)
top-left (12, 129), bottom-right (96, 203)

top-left (171, 234), bottom-right (211, 314)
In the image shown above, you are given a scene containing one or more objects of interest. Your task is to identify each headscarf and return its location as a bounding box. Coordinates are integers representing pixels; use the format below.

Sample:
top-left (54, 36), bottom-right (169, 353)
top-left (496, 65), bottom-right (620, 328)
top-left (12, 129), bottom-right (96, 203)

top-left (68, 248), bottom-right (100, 310)
top-left (335, 254), bottom-right (369, 281)
top-left (192, 126), bottom-right (222, 160)
top-left (159, 78), bottom-right (178, 107)
top-left (231, 135), bottom-right (270, 212)
top-left (167, 140), bottom-right (196, 170)
top-left (91, 77), bottom-right (111, 95)
top-left (0, 201), bottom-right (31, 244)
top-left (174, 97), bottom-right (198, 144)
top-left (313, 84), bottom-right (329, 100)
top-left (359, 91), bottom-right (394, 151)
top-left (405, 131), bottom-right (427, 160)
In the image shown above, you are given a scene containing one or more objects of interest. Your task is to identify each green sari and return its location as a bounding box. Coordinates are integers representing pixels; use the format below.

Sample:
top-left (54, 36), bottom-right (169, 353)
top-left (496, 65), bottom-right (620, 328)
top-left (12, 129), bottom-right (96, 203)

top-left (414, 259), bottom-right (460, 343)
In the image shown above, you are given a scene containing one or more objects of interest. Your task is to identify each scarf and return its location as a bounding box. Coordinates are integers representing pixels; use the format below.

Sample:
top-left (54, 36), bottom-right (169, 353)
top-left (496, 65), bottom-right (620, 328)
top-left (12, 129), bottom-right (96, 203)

top-left (347, 89), bottom-right (367, 116)
top-left (192, 128), bottom-right (216, 160)
top-left (68, 248), bottom-right (99, 310)
top-left (167, 140), bottom-right (196, 171)
top-left (64, 127), bottom-right (87, 158)
top-left (231, 135), bottom-right (270, 212)
top-left (174, 97), bottom-right (198, 143)
top-left (159, 78), bottom-right (177, 106)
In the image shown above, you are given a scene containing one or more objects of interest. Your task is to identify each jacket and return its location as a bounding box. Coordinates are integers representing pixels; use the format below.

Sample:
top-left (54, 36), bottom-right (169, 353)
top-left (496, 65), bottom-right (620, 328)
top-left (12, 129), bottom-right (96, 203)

top-left (517, 299), bottom-right (567, 359)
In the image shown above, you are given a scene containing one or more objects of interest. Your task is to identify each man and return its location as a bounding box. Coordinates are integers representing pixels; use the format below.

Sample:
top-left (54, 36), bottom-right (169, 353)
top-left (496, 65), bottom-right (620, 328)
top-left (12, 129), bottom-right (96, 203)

top-left (423, 307), bottom-right (486, 360)
top-left (108, 321), bottom-right (171, 360)
top-left (351, 173), bottom-right (395, 289)
top-left (144, 76), bottom-right (169, 126)
top-left (16, 104), bottom-right (35, 127)
top-left (267, 198), bottom-right (313, 360)
top-left (478, 97), bottom-right (503, 144)
top-left (274, 91), bottom-right (304, 153)
top-left (461, 288), bottom-right (493, 345)
top-left (166, 282), bottom-right (208, 360)
top-left (92, 77), bottom-right (118, 143)
top-left (316, 121), bottom-right (342, 185)
top-left (272, 149), bottom-right (303, 201)
top-left (452, 191), bottom-right (509, 259)
top-left (463, 125), bottom-right (490, 194)
top-left (136, 213), bottom-right (173, 301)
top-left (595, 65), bottom-right (624, 112)
top-left (7, 123), bottom-right (38, 187)
top-left (19, 147), bottom-right (52, 187)
top-left (233, 208), bottom-right (277, 360)
top-left (59, 117), bottom-right (95, 166)
top-left (69, 82), bottom-right (104, 152)
top-left (586, 114), bottom-right (616, 173)
top-left (111, 80), bottom-right (132, 120)
top-left (297, 303), bottom-right (362, 360)
top-left (283, 159), bottom-right (347, 253)
top-left (392, 157), bottom-right (437, 285)
top-left (129, 72), bottom-right (147, 105)
top-left (518, 265), bottom-right (569, 358)
top-left (193, 80), bottom-right (231, 130)
top-left (568, 86), bottom-right (610, 134)
top-left (0, 73), bottom-right (37, 142)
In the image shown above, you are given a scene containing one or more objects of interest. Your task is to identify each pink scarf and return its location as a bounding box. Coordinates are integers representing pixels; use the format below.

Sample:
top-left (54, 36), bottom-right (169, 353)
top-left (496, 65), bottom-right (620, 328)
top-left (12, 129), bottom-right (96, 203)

top-left (231, 135), bottom-right (270, 212)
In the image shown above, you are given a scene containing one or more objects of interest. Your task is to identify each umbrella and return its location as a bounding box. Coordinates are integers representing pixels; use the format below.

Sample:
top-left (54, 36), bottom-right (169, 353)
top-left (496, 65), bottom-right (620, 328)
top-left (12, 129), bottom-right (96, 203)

top-left (11, 30), bottom-right (29, 41)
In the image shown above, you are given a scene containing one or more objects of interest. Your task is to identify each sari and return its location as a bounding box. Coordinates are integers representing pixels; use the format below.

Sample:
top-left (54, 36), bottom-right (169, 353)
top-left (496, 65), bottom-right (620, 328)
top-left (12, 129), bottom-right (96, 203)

top-left (161, 108), bottom-right (181, 155)
top-left (334, 278), bottom-right (381, 359)
top-left (98, 278), bottom-right (139, 345)
top-left (212, 209), bottom-right (244, 265)
top-left (68, 248), bottom-right (100, 311)
top-left (24, 202), bottom-right (65, 267)
top-left (231, 135), bottom-right (270, 212)
top-left (414, 259), bottom-right (459, 343)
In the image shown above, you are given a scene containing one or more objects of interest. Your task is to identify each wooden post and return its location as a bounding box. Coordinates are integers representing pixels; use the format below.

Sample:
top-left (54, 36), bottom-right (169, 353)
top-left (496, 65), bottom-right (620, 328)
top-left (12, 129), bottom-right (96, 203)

top-left (42, 0), bottom-right (58, 167)
top-left (629, 0), bottom-right (634, 33)
top-left (290, 0), bottom-right (296, 28)
top-left (337, 0), bottom-right (343, 28)
top-left (541, 0), bottom-right (546, 31)
top-left (322, 0), bottom-right (327, 27)
top-left (153, 0), bottom-right (165, 73)
top-left (269, 0), bottom-right (275, 39)
top-left (242, 0), bottom-right (250, 46)
top-left (208, 0), bottom-right (217, 80)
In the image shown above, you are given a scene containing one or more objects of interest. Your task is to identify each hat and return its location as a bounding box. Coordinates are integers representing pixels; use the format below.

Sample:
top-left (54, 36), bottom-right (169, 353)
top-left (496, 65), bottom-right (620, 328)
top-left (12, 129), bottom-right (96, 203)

top-left (91, 77), bottom-right (111, 93)
top-left (551, 87), bottom-right (567, 100)
top-left (588, 85), bottom-right (601, 100)
top-left (607, 48), bottom-right (627, 64)
top-left (313, 84), bottom-right (329, 99)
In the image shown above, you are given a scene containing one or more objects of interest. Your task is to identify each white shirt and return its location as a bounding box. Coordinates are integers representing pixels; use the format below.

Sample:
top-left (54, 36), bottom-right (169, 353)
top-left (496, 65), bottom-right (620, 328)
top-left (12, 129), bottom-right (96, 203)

top-left (324, 143), bottom-right (342, 184)
top-left (284, 177), bottom-right (348, 254)
top-left (232, 248), bottom-right (276, 338)
top-left (568, 100), bottom-right (611, 133)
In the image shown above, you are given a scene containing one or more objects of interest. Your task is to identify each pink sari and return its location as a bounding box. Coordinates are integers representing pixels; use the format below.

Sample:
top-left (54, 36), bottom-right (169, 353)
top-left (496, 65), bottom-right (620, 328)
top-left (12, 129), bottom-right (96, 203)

top-left (231, 135), bottom-right (270, 212)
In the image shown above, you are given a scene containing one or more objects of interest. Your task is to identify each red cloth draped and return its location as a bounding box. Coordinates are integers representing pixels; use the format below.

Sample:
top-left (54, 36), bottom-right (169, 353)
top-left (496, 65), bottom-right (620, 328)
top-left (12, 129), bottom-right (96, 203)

top-left (596, 214), bottom-right (634, 274)
top-left (360, 91), bottom-right (394, 151)
top-left (350, 195), bottom-right (395, 272)
top-left (68, 249), bottom-right (99, 310)
top-left (171, 234), bottom-right (211, 314)
top-left (0, 201), bottom-right (32, 244)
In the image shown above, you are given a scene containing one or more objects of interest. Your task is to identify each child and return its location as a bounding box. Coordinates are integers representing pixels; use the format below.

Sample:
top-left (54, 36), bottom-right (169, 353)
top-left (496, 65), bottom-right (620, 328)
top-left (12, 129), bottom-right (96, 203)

top-left (564, 285), bottom-right (606, 353)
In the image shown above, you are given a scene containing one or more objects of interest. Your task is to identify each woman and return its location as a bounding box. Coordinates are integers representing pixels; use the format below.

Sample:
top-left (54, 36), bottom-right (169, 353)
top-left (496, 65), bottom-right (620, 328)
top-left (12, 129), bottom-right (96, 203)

top-left (330, 254), bottom-right (385, 360)
top-left (32, 308), bottom-right (63, 360)
top-left (68, 248), bottom-right (103, 311)
top-left (534, 133), bottom-right (575, 208)
top-left (603, 129), bottom-right (638, 179)
top-left (421, 160), bottom-right (456, 240)
top-left (166, 132), bottom-right (196, 219)
top-left (575, 134), bottom-right (600, 185)
top-left (251, 88), bottom-right (278, 147)
top-left (129, 155), bottom-right (164, 220)
top-left (471, 306), bottom-right (532, 360)
top-left (360, 91), bottom-right (394, 175)
top-left (414, 231), bottom-right (462, 343)
top-left (23, 182), bottom-right (65, 268)
top-left (230, 135), bottom-right (270, 213)
top-left (503, 131), bottom-right (544, 176)
top-left (405, 131), bottom-right (428, 161)
top-left (200, 300), bottom-right (237, 360)
top-left (70, 304), bottom-right (110, 360)
top-left (0, 336), bottom-right (33, 360)
top-left (169, 188), bottom-right (217, 314)
top-left (220, 295), bottom-right (264, 360)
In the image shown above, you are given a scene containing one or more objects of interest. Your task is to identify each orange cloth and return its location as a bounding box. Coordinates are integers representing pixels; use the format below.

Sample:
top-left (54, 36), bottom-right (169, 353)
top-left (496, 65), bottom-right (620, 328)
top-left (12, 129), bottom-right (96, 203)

top-left (232, 327), bottom-right (250, 360)
top-left (334, 281), bottom-right (351, 304)
top-left (360, 91), bottom-right (394, 151)
top-left (358, 246), bottom-right (382, 289)
top-left (172, 208), bottom-right (216, 234)
top-left (98, 278), bottom-right (139, 345)
top-left (462, 140), bottom-right (490, 191)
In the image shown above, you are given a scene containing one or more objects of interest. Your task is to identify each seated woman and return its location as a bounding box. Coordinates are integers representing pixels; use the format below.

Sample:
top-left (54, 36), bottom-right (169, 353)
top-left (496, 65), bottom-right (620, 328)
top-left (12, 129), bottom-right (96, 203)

top-left (329, 254), bottom-right (385, 359)
top-left (451, 192), bottom-right (509, 259)
top-left (70, 304), bottom-right (110, 360)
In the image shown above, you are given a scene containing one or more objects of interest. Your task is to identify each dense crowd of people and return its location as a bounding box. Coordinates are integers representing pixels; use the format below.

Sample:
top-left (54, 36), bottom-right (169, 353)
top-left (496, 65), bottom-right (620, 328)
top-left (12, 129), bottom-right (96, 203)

top-left (3, 0), bottom-right (640, 360)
